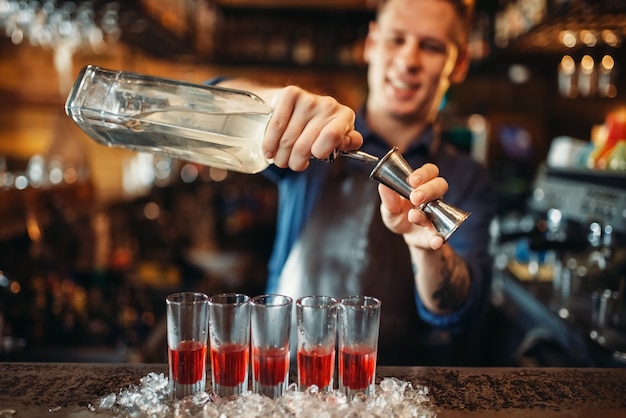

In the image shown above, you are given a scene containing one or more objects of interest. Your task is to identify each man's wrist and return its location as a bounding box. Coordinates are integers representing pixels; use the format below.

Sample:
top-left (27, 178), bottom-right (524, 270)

top-left (407, 241), bottom-right (438, 262)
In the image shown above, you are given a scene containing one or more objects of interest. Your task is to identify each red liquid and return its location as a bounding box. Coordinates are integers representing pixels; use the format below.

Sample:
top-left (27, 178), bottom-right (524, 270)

top-left (252, 346), bottom-right (289, 386)
top-left (210, 343), bottom-right (249, 387)
top-left (339, 345), bottom-right (376, 389)
top-left (168, 340), bottom-right (207, 384)
top-left (298, 348), bottom-right (335, 388)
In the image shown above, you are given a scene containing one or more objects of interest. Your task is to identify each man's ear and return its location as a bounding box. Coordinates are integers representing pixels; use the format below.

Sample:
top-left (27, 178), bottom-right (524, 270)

top-left (450, 46), bottom-right (470, 84)
top-left (363, 21), bottom-right (378, 64)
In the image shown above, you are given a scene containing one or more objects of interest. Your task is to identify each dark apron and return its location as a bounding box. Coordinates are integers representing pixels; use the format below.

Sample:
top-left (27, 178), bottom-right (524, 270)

top-left (275, 161), bottom-right (454, 365)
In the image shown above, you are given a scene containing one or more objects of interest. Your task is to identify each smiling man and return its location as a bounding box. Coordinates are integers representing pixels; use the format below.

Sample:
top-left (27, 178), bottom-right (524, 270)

top-left (215, 0), bottom-right (496, 366)
top-left (364, 0), bottom-right (471, 146)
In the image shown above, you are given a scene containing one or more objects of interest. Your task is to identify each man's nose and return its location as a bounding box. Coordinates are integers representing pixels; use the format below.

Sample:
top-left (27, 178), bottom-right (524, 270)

top-left (394, 39), bottom-right (421, 71)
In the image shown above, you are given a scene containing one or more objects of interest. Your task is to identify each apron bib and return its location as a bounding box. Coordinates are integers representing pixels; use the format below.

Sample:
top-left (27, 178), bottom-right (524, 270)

top-left (275, 162), bottom-right (428, 364)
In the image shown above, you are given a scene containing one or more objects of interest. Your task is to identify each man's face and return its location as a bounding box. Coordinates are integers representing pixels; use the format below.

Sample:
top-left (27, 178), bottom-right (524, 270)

top-left (364, 0), bottom-right (468, 123)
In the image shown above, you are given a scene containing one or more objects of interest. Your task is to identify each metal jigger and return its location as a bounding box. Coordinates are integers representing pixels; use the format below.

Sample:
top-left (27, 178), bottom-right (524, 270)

top-left (369, 147), bottom-right (470, 242)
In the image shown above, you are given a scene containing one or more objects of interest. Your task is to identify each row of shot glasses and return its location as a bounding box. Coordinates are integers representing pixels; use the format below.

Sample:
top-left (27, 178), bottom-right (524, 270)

top-left (166, 292), bottom-right (381, 400)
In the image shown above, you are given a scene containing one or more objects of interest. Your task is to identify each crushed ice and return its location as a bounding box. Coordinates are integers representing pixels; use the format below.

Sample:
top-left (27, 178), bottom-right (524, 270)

top-left (92, 372), bottom-right (437, 417)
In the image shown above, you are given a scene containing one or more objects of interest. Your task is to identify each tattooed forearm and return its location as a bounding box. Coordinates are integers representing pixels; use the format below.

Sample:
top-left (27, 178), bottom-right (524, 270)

top-left (431, 249), bottom-right (471, 311)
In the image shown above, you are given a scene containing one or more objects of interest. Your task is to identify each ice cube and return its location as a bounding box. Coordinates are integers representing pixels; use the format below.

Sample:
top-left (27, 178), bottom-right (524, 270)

top-left (92, 374), bottom-right (436, 417)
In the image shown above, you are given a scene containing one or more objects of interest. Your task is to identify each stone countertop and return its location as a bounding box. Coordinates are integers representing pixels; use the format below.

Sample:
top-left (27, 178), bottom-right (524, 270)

top-left (0, 363), bottom-right (625, 417)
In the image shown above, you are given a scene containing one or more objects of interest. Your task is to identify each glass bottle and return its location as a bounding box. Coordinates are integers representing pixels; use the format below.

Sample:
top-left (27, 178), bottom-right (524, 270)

top-left (65, 65), bottom-right (273, 174)
top-left (589, 110), bottom-right (626, 170)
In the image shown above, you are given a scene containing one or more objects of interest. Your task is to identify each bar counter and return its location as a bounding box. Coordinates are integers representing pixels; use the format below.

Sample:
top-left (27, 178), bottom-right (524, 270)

top-left (1, 362), bottom-right (625, 417)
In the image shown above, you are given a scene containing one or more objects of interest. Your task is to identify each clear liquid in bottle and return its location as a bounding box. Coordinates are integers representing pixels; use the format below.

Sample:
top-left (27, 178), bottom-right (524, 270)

top-left (65, 65), bottom-right (273, 174)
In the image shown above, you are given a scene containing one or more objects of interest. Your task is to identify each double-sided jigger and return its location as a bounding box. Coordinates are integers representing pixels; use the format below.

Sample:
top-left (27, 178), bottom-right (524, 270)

top-left (337, 147), bottom-right (470, 242)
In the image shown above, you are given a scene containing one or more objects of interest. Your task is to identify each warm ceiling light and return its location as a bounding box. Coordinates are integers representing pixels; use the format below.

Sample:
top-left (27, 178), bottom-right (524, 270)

top-left (559, 30), bottom-right (577, 48)
top-left (601, 30), bottom-right (620, 47)
top-left (560, 55), bottom-right (576, 74)
top-left (580, 30), bottom-right (597, 47)
top-left (580, 55), bottom-right (595, 74)
top-left (601, 55), bottom-right (615, 72)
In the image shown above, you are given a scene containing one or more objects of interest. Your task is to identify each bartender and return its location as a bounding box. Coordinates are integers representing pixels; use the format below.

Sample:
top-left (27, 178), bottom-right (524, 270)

top-left (212, 0), bottom-right (495, 366)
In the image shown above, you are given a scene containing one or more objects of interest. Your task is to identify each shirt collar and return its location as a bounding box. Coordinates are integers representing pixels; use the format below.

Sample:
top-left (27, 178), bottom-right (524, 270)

top-left (355, 107), bottom-right (434, 159)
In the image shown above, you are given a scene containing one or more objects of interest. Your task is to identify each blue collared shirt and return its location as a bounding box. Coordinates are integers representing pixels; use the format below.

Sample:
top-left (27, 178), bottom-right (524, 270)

top-left (262, 109), bottom-right (496, 332)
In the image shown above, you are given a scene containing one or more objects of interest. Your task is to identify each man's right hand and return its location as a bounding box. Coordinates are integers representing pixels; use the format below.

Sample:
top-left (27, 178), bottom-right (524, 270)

top-left (218, 80), bottom-right (363, 172)
top-left (262, 85), bottom-right (363, 171)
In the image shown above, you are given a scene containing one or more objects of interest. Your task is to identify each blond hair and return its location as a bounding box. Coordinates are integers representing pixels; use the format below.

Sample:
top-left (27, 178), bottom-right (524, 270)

top-left (375, 0), bottom-right (475, 45)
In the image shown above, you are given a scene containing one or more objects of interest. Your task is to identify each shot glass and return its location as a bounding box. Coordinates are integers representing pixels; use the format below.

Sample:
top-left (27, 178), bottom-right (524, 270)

top-left (250, 294), bottom-right (293, 399)
top-left (166, 292), bottom-right (209, 399)
top-left (338, 295), bottom-right (381, 398)
top-left (296, 295), bottom-right (338, 392)
top-left (208, 293), bottom-right (250, 398)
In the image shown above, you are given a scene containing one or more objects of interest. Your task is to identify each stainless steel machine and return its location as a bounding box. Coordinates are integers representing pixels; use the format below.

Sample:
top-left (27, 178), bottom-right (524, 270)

top-left (491, 164), bottom-right (626, 366)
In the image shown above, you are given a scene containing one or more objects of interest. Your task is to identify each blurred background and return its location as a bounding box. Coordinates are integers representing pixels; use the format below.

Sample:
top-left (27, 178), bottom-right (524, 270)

top-left (0, 0), bottom-right (625, 367)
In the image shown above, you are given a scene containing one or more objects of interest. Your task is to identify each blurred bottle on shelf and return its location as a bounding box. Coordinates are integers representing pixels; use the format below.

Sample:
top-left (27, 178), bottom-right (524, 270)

top-left (588, 109), bottom-right (626, 170)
